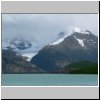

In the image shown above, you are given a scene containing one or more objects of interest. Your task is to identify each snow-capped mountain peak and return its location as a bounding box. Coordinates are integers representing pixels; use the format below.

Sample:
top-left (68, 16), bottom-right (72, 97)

top-left (73, 27), bottom-right (91, 35)
top-left (2, 37), bottom-right (40, 61)
top-left (31, 29), bottom-right (98, 72)
top-left (50, 28), bottom-right (93, 46)
top-left (73, 27), bottom-right (82, 33)
top-left (49, 32), bottom-right (68, 45)
top-left (10, 38), bottom-right (32, 50)
top-left (2, 28), bottom-right (97, 62)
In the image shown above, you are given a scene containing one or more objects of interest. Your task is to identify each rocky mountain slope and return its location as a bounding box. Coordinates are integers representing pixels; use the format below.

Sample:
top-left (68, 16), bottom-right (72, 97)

top-left (2, 48), bottom-right (44, 74)
top-left (31, 28), bottom-right (98, 72)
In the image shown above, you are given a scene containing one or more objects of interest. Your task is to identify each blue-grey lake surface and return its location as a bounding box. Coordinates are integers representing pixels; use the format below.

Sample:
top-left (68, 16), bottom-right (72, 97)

top-left (2, 74), bottom-right (98, 86)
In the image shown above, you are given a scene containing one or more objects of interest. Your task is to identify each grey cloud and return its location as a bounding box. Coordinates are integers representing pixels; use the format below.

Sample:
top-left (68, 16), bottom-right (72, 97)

top-left (2, 14), bottom-right (98, 43)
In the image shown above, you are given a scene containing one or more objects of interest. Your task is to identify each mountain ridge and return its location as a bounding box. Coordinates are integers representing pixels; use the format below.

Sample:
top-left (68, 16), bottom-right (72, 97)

top-left (31, 30), bottom-right (98, 72)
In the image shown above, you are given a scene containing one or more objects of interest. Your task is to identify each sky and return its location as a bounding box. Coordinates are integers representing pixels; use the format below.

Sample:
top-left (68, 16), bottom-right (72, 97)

top-left (2, 14), bottom-right (98, 43)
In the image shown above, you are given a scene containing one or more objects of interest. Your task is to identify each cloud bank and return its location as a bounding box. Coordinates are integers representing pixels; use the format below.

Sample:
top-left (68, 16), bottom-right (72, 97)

top-left (2, 14), bottom-right (98, 43)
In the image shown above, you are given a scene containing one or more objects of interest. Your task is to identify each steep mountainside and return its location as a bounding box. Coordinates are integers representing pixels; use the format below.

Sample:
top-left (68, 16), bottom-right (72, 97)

top-left (31, 29), bottom-right (98, 72)
top-left (2, 48), bottom-right (43, 73)
top-left (2, 37), bottom-right (44, 61)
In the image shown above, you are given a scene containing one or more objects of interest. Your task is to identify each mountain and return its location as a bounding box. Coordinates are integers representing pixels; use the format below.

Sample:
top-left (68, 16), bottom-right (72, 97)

top-left (9, 38), bottom-right (32, 50)
top-left (31, 28), bottom-right (98, 72)
top-left (2, 48), bottom-right (44, 74)
top-left (2, 37), bottom-right (43, 61)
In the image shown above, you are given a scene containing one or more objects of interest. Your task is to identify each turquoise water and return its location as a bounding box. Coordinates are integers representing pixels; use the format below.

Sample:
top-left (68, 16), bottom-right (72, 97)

top-left (2, 74), bottom-right (98, 86)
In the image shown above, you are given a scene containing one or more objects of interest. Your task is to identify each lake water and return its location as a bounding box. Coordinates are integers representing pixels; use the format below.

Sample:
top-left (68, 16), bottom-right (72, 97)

top-left (2, 74), bottom-right (98, 86)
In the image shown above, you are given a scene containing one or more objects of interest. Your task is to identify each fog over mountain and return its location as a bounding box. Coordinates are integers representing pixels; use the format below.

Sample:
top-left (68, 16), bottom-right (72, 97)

top-left (2, 14), bottom-right (98, 74)
top-left (2, 14), bottom-right (98, 43)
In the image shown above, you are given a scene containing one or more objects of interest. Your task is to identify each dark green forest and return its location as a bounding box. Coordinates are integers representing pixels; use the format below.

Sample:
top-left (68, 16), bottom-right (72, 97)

top-left (64, 61), bottom-right (98, 74)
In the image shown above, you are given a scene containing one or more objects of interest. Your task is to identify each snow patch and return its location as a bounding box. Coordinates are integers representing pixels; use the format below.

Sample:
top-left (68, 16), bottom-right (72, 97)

top-left (74, 35), bottom-right (85, 47)
top-left (14, 39), bottom-right (22, 44)
top-left (84, 31), bottom-right (90, 34)
top-left (77, 39), bottom-right (85, 47)
top-left (73, 27), bottom-right (81, 33)
top-left (73, 27), bottom-right (91, 34)
top-left (50, 35), bottom-right (68, 45)
top-left (22, 52), bottom-right (38, 61)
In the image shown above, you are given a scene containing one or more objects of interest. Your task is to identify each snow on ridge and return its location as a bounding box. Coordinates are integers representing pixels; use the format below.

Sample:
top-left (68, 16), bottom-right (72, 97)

top-left (73, 27), bottom-right (82, 33)
top-left (14, 39), bottom-right (22, 44)
top-left (74, 35), bottom-right (85, 47)
top-left (22, 52), bottom-right (38, 61)
top-left (49, 35), bottom-right (68, 45)
top-left (84, 31), bottom-right (91, 34)
top-left (73, 27), bottom-right (90, 34)
top-left (2, 39), bottom-right (41, 61)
